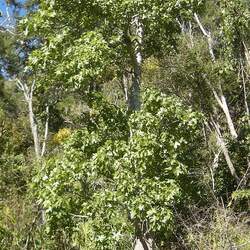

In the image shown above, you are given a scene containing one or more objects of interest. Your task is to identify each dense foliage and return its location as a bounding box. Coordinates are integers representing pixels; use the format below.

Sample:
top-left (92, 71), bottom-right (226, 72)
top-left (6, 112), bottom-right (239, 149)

top-left (33, 90), bottom-right (202, 248)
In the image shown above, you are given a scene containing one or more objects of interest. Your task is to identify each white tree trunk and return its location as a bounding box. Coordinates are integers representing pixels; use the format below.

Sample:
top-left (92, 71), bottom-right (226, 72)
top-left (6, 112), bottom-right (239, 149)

top-left (16, 79), bottom-right (49, 159)
top-left (195, 14), bottom-right (238, 139)
top-left (122, 72), bottom-right (129, 108)
top-left (41, 105), bottom-right (49, 157)
top-left (220, 94), bottom-right (238, 138)
top-left (28, 99), bottom-right (41, 158)
top-left (241, 59), bottom-right (250, 126)
top-left (213, 121), bottom-right (240, 182)
top-left (134, 237), bottom-right (154, 250)
top-left (210, 85), bottom-right (238, 139)
top-left (194, 13), bottom-right (215, 62)
top-left (129, 15), bottom-right (143, 111)
top-left (217, 134), bottom-right (239, 182)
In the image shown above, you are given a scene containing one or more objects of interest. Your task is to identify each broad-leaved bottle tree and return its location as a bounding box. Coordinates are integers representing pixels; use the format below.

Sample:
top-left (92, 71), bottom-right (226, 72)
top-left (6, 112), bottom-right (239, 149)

top-left (24, 0), bottom-right (203, 110)
top-left (34, 90), bottom-right (203, 249)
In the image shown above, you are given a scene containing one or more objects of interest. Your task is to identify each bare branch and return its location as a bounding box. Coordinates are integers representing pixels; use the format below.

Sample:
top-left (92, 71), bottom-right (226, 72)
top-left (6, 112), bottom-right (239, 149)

top-left (211, 119), bottom-right (240, 183)
top-left (30, 79), bottom-right (36, 98)
top-left (15, 78), bottom-right (30, 101)
top-left (41, 105), bottom-right (49, 157)
top-left (194, 13), bottom-right (210, 38)
top-left (15, 79), bottom-right (25, 91)
top-left (203, 77), bottom-right (238, 138)
top-left (240, 58), bottom-right (250, 126)
top-left (194, 13), bottom-right (215, 62)
top-left (176, 18), bottom-right (185, 33)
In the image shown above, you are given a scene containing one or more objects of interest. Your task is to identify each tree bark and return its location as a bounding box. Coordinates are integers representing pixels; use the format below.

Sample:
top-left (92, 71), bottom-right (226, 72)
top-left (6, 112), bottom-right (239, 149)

top-left (16, 79), bottom-right (42, 159)
top-left (41, 105), bottom-right (49, 157)
top-left (210, 85), bottom-right (238, 139)
top-left (129, 15), bottom-right (143, 111)
top-left (241, 60), bottom-right (250, 126)
top-left (122, 72), bottom-right (129, 108)
top-left (134, 236), bottom-right (154, 250)
top-left (127, 16), bottom-right (152, 247)
top-left (133, 219), bottom-right (155, 250)
top-left (194, 13), bottom-right (215, 62)
top-left (15, 79), bottom-right (50, 160)
top-left (28, 98), bottom-right (41, 158)
top-left (195, 14), bottom-right (238, 139)
top-left (203, 76), bottom-right (238, 139)
top-left (212, 120), bottom-right (240, 183)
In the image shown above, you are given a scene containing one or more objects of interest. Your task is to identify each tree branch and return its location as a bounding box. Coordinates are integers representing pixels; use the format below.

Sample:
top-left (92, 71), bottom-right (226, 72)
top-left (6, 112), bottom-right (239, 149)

top-left (194, 13), bottom-right (215, 62)
top-left (211, 119), bottom-right (240, 183)
top-left (41, 105), bottom-right (49, 157)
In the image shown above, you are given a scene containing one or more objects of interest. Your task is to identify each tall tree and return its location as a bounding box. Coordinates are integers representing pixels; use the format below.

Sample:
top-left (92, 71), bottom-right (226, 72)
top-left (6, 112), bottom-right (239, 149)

top-left (24, 0), bottom-right (202, 111)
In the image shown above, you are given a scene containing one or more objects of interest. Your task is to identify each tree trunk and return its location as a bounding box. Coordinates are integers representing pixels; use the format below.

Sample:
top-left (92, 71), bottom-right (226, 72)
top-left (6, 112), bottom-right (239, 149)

top-left (129, 15), bottom-right (143, 111)
top-left (28, 99), bottom-right (41, 158)
top-left (133, 221), bottom-right (154, 250)
top-left (206, 79), bottom-right (238, 139)
top-left (134, 236), bottom-right (154, 250)
top-left (41, 105), bottom-right (49, 157)
top-left (194, 13), bottom-right (215, 62)
top-left (122, 72), bottom-right (129, 108)
top-left (195, 14), bottom-right (238, 139)
top-left (219, 92), bottom-right (238, 139)
top-left (213, 121), bottom-right (240, 183)
top-left (217, 134), bottom-right (240, 183)
top-left (128, 15), bottom-right (154, 250)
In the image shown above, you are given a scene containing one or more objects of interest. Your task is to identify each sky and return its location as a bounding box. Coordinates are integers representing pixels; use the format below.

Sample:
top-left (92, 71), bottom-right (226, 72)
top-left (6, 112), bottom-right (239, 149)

top-left (0, 0), bottom-right (26, 77)
top-left (0, 0), bottom-right (26, 24)
top-left (0, 0), bottom-right (8, 16)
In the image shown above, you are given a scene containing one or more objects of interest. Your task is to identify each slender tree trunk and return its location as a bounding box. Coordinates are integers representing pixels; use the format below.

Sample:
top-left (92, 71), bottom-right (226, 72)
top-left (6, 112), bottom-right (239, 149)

top-left (203, 76), bottom-right (238, 139)
top-left (28, 99), bottom-right (41, 158)
top-left (210, 149), bottom-right (222, 192)
top-left (211, 83), bottom-right (237, 139)
top-left (212, 120), bottom-right (240, 183)
top-left (194, 13), bottom-right (215, 62)
top-left (15, 80), bottom-right (48, 226)
top-left (211, 85), bottom-right (238, 139)
top-left (217, 135), bottom-right (240, 183)
top-left (134, 222), bottom-right (154, 250)
top-left (241, 60), bottom-right (250, 126)
top-left (129, 15), bottom-right (143, 111)
top-left (122, 72), bottom-right (129, 108)
top-left (127, 15), bottom-right (153, 249)
top-left (16, 79), bottom-right (49, 159)
top-left (241, 56), bottom-right (250, 187)
top-left (195, 13), bottom-right (238, 139)
top-left (41, 105), bottom-right (49, 157)
top-left (134, 237), bottom-right (154, 250)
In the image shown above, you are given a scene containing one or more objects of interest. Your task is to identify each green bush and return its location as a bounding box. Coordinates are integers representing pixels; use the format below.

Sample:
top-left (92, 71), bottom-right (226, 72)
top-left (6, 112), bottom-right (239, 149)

top-left (33, 90), bottom-right (203, 248)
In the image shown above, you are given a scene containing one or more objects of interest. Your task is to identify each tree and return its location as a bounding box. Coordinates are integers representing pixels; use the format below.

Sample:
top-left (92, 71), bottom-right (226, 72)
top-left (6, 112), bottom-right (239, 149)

top-left (33, 90), bottom-right (203, 249)
top-left (24, 0), bottom-right (203, 111)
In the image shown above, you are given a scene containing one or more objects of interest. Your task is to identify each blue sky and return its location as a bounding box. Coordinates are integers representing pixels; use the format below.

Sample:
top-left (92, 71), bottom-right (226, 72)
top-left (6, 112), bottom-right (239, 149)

top-left (0, 0), bottom-right (8, 15)
top-left (0, 0), bottom-right (26, 22)
top-left (0, 1), bottom-right (12, 26)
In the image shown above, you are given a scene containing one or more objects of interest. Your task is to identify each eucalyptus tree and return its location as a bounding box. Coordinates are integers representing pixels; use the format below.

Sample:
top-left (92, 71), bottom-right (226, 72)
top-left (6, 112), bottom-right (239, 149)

top-left (153, 0), bottom-right (250, 192)
top-left (193, 0), bottom-right (250, 187)
top-left (0, 0), bottom-right (52, 159)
